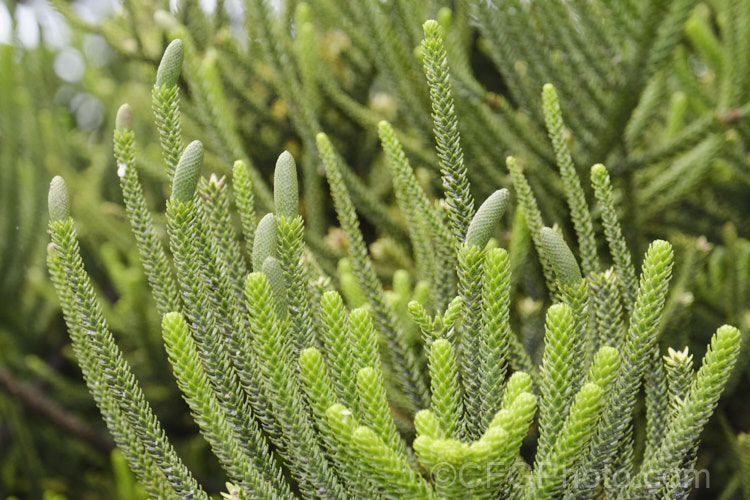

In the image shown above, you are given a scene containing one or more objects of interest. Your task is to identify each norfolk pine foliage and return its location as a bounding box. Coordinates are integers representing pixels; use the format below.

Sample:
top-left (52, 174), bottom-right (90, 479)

top-left (44, 20), bottom-right (744, 499)
top-left (46, 0), bottom-right (750, 247)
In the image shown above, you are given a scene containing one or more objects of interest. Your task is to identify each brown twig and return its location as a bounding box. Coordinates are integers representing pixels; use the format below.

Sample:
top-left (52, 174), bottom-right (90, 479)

top-left (0, 366), bottom-right (114, 454)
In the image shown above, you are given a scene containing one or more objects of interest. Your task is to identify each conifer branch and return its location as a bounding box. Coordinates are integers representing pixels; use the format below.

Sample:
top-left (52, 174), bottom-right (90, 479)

top-left (421, 20), bottom-right (475, 244)
top-left (507, 156), bottom-right (560, 298)
top-left (590, 164), bottom-right (638, 311)
top-left (232, 160), bottom-right (256, 258)
top-left (48, 178), bottom-right (206, 499)
top-left (318, 132), bottom-right (429, 411)
top-left (542, 84), bottom-right (599, 277)
top-left (354, 425), bottom-right (436, 499)
top-left (47, 244), bottom-right (175, 499)
top-left (200, 174), bottom-right (248, 306)
top-left (42, 19), bottom-right (748, 497)
top-left (378, 120), bottom-right (454, 309)
top-left (428, 338), bottom-right (462, 440)
top-left (161, 312), bottom-right (287, 497)
top-left (244, 272), bottom-right (345, 498)
top-left (152, 39), bottom-right (184, 181)
top-left (320, 291), bottom-right (359, 411)
top-left (113, 105), bottom-right (181, 316)
top-left (478, 248), bottom-right (511, 430)
top-left (622, 326), bottom-right (741, 499)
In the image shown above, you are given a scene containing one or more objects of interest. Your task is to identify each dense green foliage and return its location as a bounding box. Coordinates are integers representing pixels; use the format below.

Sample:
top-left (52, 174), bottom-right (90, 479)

top-left (46, 17), bottom-right (744, 500)
top-left (3, 0), bottom-right (750, 498)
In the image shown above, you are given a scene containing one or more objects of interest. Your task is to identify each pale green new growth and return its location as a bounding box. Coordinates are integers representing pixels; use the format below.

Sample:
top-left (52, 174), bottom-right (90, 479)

top-left (428, 338), bottom-right (461, 439)
top-left (356, 366), bottom-right (404, 457)
top-left (354, 426), bottom-right (436, 499)
top-left (536, 303), bottom-right (578, 463)
top-left (587, 346), bottom-right (621, 390)
top-left (161, 312), bottom-right (282, 498)
top-left (479, 248), bottom-right (511, 430)
top-left (528, 383), bottom-right (605, 499)
top-left (623, 326), bottom-right (741, 499)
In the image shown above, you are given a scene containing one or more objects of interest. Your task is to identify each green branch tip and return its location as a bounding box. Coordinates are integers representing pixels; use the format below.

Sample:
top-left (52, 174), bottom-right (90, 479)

top-left (589, 346), bottom-right (620, 387)
top-left (578, 382), bottom-right (603, 403)
top-left (542, 82), bottom-right (558, 99)
top-left (48, 176), bottom-right (70, 221)
top-left (245, 271), bottom-right (268, 294)
top-left (171, 140), bottom-right (204, 203)
top-left (540, 227), bottom-right (582, 285)
top-left (715, 324), bottom-right (741, 346)
top-left (376, 120), bottom-right (391, 135)
top-left (665, 346), bottom-right (692, 365)
top-left (232, 160), bottom-right (249, 184)
top-left (590, 163), bottom-right (609, 182)
top-left (274, 151), bottom-right (299, 219)
top-left (115, 103), bottom-right (132, 130)
top-left (465, 189), bottom-right (509, 249)
top-left (156, 39), bottom-right (184, 87)
top-left (299, 347), bottom-right (319, 365)
top-left (423, 19), bottom-right (441, 38)
top-left (648, 239), bottom-right (673, 259)
top-left (505, 372), bottom-right (533, 403)
top-left (414, 410), bottom-right (440, 438)
top-left (326, 403), bottom-right (354, 426)
top-left (208, 173), bottom-right (225, 189)
top-left (162, 311), bottom-right (184, 331)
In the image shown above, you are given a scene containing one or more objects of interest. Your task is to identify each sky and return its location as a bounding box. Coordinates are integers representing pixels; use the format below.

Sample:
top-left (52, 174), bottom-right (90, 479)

top-left (0, 0), bottom-right (231, 48)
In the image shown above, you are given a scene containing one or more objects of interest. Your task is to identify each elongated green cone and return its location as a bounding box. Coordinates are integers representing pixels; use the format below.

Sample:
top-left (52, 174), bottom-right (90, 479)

top-left (465, 189), bottom-right (509, 249)
top-left (171, 140), bottom-right (203, 203)
top-left (274, 151), bottom-right (299, 219)
top-left (156, 39), bottom-right (184, 88)
top-left (48, 176), bottom-right (70, 221)
top-left (115, 103), bottom-right (132, 130)
top-left (539, 227), bottom-right (582, 285)
top-left (253, 213), bottom-right (277, 272)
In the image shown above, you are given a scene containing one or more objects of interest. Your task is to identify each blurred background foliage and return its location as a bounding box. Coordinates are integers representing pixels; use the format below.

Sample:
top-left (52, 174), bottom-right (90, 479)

top-left (1, 0), bottom-right (750, 498)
